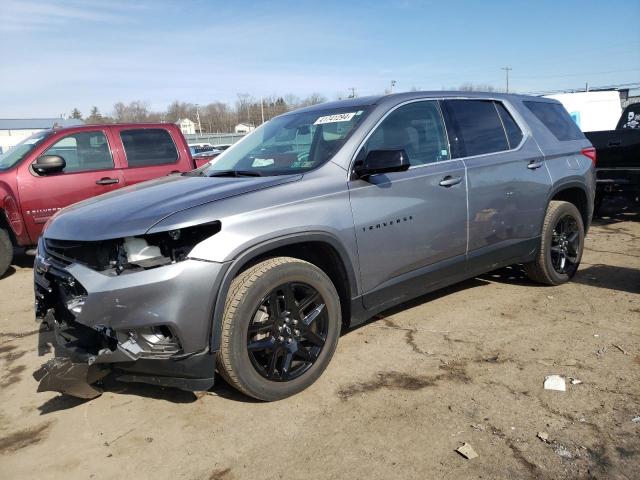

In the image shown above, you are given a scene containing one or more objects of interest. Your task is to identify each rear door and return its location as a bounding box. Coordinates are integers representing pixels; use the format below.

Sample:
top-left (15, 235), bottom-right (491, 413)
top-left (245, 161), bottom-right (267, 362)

top-left (17, 128), bottom-right (124, 241)
top-left (348, 100), bottom-right (468, 308)
top-left (441, 99), bottom-right (551, 268)
top-left (113, 127), bottom-right (186, 186)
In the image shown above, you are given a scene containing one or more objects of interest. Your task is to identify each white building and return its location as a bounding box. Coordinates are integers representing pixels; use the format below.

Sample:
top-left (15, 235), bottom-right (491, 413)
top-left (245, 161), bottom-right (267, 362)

top-left (234, 123), bottom-right (255, 134)
top-left (176, 118), bottom-right (196, 135)
top-left (0, 118), bottom-right (83, 154)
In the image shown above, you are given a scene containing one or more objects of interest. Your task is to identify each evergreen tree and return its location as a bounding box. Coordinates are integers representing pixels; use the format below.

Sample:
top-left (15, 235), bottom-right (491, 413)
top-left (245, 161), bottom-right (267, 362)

top-left (87, 106), bottom-right (103, 123)
top-left (70, 108), bottom-right (82, 119)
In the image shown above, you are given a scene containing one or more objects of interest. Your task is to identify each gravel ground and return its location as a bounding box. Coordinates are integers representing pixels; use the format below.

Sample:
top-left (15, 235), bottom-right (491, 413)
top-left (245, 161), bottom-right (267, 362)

top-left (0, 199), bottom-right (638, 480)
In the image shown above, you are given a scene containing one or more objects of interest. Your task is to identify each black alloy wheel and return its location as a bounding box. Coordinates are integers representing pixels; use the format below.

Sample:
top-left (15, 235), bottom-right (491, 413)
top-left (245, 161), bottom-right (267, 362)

top-left (550, 215), bottom-right (581, 275)
top-left (217, 257), bottom-right (341, 401)
top-left (247, 282), bottom-right (328, 382)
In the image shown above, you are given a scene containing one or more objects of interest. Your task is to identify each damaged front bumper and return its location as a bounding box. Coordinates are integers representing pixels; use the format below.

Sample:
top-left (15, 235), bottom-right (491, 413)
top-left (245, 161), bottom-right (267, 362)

top-left (33, 241), bottom-right (227, 398)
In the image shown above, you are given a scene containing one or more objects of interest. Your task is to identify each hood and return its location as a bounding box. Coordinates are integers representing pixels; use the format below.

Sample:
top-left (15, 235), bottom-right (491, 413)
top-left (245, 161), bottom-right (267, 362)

top-left (44, 174), bottom-right (302, 241)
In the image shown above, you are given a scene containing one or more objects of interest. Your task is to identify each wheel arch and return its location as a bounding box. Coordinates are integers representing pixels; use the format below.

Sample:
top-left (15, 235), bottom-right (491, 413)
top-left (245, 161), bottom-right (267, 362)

top-left (209, 232), bottom-right (358, 352)
top-left (0, 208), bottom-right (17, 245)
top-left (548, 182), bottom-right (591, 233)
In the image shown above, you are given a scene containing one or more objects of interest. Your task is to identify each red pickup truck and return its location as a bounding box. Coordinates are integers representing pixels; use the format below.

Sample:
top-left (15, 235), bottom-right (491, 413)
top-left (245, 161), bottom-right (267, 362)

top-left (0, 123), bottom-right (207, 276)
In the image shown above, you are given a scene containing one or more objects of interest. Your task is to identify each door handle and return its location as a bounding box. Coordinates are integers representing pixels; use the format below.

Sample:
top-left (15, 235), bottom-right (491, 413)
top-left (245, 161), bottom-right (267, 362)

top-left (527, 161), bottom-right (544, 170)
top-left (439, 175), bottom-right (462, 187)
top-left (96, 177), bottom-right (119, 185)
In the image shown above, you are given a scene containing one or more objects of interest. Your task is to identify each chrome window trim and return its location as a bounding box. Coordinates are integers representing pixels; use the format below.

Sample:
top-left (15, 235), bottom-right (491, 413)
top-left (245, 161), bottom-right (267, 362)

top-left (348, 96), bottom-right (532, 177)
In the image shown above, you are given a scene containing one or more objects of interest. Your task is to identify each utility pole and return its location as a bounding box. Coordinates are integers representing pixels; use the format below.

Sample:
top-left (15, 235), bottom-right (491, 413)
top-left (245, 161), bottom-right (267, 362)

top-left (260, 96), bottom-right (265, 124)
top-left (195, 104), bottom-right (202, 137)
top-left (501, 66), bottom-right (512, 93)
top-left (348, 87), bottom-right (357, 99)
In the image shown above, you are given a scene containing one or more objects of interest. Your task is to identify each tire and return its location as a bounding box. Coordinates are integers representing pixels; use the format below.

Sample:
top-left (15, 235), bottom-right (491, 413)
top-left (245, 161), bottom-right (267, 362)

top-left (217, 257), bottom-right (341, 401)
top-left (524, 201), bottom-right (585, 285)
top-left (0, 228), bottom-right (13, 278)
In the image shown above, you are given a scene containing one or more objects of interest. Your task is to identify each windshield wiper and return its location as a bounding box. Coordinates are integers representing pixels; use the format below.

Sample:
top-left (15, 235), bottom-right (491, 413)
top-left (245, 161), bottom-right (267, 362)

top-left (208, 170), bottom-right (262, 177)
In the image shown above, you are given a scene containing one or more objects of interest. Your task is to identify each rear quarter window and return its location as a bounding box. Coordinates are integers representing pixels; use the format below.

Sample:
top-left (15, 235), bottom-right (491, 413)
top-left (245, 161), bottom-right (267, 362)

top-left (523, 101), bottom-right (585, 141)
top-left (120, 129), bottom-right (179, 167)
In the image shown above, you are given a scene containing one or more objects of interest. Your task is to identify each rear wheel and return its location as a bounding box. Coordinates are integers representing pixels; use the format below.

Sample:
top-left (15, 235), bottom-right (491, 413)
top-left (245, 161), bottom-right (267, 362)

top-left (0, 228), bottom-right (13, 278)
top-left (217, 257), bottom-right (341, 401)
top-left (524, 201), bottom-right (585, 285)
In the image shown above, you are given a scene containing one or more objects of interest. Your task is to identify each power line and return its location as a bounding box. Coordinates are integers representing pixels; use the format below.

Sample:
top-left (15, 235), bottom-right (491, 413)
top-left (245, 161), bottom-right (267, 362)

top-left (513, 67), bottom-right (640, 80)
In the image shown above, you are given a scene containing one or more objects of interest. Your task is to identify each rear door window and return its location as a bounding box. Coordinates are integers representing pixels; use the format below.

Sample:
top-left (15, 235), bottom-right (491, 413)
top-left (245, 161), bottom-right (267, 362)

top-left (495, 102), bottom-right (524, 149)
top-left (120, 129), bottom-right (178, 167)
top-left (42, 131), bottom-right (114, 173)
top-left (523, 101), bottom-right (584, 141)
top-left (442, 100), bottom-right (509, 157)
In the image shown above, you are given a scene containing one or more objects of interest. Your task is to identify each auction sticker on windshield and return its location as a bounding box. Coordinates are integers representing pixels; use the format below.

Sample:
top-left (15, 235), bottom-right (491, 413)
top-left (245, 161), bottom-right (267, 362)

top-left (314, 112), bottom-right (359, 125)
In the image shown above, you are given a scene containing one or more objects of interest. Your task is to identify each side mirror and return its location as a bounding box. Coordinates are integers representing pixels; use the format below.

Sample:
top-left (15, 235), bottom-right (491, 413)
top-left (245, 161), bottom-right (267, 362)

top-left (354, 149), bottom-right (410, 179)
top-left (33, 155), bottom-right (66, 175)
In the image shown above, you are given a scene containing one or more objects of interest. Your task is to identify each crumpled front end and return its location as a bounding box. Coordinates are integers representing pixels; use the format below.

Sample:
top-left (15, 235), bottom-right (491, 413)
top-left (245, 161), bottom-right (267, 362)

top-left (33, 235), bottom-right (227, 398)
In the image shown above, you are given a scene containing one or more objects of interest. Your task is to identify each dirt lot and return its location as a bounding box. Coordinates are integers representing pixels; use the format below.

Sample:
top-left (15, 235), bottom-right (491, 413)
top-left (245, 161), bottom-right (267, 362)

top-left (1, 201), bottom-right (639, 480)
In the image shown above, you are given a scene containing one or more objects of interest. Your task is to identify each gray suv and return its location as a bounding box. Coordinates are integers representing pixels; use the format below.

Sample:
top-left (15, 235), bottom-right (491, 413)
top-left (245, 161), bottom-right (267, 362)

top-left (34, 92), bottom-right (595, 400)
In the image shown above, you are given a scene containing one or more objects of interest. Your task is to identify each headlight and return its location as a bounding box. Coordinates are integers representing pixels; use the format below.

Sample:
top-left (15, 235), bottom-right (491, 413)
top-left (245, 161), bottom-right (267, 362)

top-left (123, 237), bottom-right (163, 263)
top-left (116, 221), bottom-right (221, 273)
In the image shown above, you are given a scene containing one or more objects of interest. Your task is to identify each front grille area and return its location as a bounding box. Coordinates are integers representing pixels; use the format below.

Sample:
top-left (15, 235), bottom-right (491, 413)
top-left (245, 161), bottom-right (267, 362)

top-left (44, 238), bottom-right (119, 271)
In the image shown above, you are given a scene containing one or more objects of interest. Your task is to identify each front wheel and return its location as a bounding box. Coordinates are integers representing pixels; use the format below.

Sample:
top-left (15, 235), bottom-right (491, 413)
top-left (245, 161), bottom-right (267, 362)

top-left (217, 257), bottom-right (341, 401)
top-left (524, 200), bottom-right (585, 285)
top-left (0, 228), bottom-right (13, 278)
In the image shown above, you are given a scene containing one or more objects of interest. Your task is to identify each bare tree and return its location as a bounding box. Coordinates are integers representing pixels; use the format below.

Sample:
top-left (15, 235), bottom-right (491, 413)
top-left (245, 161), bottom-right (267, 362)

top-left (455, 83), bottom-right (498, 92)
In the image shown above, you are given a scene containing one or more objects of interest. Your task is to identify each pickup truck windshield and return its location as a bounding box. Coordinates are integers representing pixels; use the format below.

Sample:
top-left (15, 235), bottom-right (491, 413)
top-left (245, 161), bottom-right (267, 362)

top-left (0, 130), bottom-right (52, 171)
top-left (202, 107), bottom-right (370, 176)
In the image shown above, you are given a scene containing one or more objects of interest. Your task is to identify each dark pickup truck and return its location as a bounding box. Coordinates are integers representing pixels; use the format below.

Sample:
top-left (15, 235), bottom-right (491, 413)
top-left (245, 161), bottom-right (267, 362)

top-left (0, 123), bottom-right (209, 276)
top-left (585, 103), bottom-right (640, 210)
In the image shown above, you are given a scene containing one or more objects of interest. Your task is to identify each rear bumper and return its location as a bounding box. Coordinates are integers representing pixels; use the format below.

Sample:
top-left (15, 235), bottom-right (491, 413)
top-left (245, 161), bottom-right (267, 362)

top-left (34, 245), bottom-right (227, 396)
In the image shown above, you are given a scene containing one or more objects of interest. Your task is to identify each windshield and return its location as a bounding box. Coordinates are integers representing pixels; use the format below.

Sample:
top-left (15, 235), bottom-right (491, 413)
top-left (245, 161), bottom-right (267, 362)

top-left (201, 107), bottom-right (369, 176)
top-left (0, 130), bottom-right (52, 171)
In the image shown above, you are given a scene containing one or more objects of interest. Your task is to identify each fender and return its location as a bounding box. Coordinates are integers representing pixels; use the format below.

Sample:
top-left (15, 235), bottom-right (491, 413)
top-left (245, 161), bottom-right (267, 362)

top-left (0, 181), bottom-right (30, 246)
top-left (546, 179), bottom-right (594, 231)
top-left (208, 231), bottom-right (358, 352)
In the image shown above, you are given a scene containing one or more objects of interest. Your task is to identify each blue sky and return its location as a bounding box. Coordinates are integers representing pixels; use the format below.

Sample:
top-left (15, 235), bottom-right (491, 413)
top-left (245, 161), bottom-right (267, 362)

top-left (1, 0), bottom-right (639, 117)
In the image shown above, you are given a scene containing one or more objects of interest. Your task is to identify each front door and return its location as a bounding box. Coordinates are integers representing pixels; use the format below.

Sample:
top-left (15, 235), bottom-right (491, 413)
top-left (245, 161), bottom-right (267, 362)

top-left (18, 129), bottom-right (124, 241)
top-left (347, 100), bottom-right (468, 308)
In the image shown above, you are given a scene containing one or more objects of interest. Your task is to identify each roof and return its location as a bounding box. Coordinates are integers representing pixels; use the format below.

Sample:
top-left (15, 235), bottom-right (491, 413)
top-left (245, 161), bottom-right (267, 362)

top-left (284, 91), bottom-right (554, 116)
top-left (0, 118), bottom-right (84, 130)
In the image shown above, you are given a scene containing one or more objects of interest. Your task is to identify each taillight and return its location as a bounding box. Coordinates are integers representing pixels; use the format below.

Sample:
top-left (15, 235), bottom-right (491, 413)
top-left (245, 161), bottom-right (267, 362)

top-left (581, 147), bottom-right (597, 167)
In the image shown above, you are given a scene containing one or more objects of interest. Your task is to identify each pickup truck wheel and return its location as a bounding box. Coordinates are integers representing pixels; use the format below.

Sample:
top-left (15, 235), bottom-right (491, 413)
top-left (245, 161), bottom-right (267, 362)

top-left (217, 257), bottom-right (341, 401)
top-left (0, 228), bottom-right (13, 277)
top-left (524, 201), bottom-right (584, 285)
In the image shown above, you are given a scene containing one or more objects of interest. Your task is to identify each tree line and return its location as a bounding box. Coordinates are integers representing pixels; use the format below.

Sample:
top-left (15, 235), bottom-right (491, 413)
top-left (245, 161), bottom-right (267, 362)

top-left (69, 84), bottom-right (499, 133)
top-left (70, 93), bottom-right (329, 133)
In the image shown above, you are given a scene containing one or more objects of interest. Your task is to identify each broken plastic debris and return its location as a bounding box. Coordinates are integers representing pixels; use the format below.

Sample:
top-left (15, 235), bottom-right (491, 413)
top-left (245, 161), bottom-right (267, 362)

top-left (570, 378), bottom-right (583, 385)
top-left (632, 416), bottom-right (640, 423)
top-left (456, 443), bottom-right (478, 459)
top-left (33, 357), bottom-right (108, 399)
top-left (544, 375), bottom-right (566, 392)
top-left (537, 432), bottom-right (549, 443)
